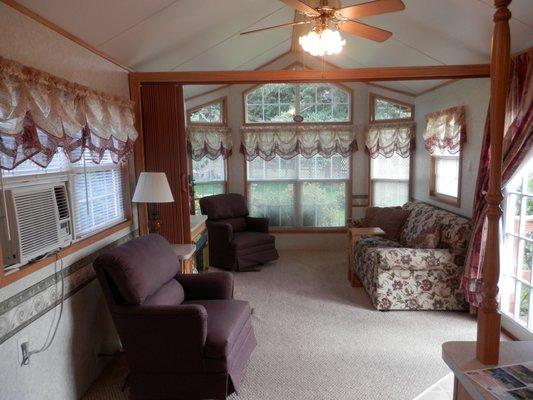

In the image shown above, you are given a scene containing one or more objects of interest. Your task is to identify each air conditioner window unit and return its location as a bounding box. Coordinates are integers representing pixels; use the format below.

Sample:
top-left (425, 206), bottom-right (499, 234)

top-left (1, 183), bottom-right (73, 266)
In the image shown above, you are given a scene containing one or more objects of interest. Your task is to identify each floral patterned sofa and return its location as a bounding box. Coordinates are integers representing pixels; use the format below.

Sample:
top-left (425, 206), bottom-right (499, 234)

top-left (353, 201), bottom-right (471, 311)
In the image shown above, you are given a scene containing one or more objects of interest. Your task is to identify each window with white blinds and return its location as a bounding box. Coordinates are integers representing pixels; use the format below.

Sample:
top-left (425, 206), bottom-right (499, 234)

top-left (2, 150), bottom-right (127, 240)
top-left (370, 153), bottom-right (410, 207)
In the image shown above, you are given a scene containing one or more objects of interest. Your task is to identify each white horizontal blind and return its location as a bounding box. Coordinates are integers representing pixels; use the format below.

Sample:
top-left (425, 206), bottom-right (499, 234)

top-left (370, 153), bottom-right (410, 207)
top-left (71, 152), bottom-right (125, 238)
top-left (3, 151), bottom-right (71, 177)
top-left (434, 152), bottom-right (460, 198)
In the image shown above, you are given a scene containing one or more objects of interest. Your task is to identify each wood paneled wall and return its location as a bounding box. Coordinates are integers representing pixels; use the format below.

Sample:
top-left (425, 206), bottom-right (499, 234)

top-left (140, 83), bottom-right (191, 244)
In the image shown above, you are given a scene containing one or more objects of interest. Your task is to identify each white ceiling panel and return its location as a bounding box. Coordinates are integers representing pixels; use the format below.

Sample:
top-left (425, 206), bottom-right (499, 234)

top-left (16, 0), bottom-right (175, 46)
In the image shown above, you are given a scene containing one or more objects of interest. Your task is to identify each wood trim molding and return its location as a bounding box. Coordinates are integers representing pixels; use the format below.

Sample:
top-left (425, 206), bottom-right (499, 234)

top-left (0, 0), bottom-right (133, 72)
top-left (129, 64), bottom-right (491, 85)
top-left (367, 82), bottom-right (417, 98)
top-left (0, 220), bottom-right (133, 289)
top-left (416, 79), bottom-right (459, 97)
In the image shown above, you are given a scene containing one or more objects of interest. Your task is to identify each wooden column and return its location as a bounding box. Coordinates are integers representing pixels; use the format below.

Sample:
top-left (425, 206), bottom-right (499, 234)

top-left (476, 0), bottom-right (512, 365)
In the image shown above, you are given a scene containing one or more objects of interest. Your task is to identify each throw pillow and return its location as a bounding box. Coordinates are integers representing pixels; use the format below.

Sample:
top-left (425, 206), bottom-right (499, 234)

top-left (407, 225), bottom-right (442, 249)
top-left (361, 207), bottom-right (410, 242)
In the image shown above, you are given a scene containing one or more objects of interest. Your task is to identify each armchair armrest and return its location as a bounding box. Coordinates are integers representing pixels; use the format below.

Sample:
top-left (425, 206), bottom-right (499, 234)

top-left (113, 304), bottom-right (208, 371)
top-left (176, 272), bottom-right (234, 300)
top-left (206, 221), bottom-right (233, 243)
top-left (246, 216), bottom-right (269, 233)
top-left (366, 247), bottom-right (458, 271)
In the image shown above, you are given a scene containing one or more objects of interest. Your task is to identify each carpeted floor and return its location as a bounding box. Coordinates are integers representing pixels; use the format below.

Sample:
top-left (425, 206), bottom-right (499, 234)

top-left (83, 250), bottom-right (477, 400)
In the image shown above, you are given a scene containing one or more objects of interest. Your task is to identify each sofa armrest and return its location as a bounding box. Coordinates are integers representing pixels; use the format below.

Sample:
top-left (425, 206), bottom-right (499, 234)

top-left (176, 272), bottom-right (234, 300)
top-left (365, 247), bottom-right (458, 271)
top-left (113, 304), bottom-right (208, 371)
top-left (246, 216), bottom-right (269, 233)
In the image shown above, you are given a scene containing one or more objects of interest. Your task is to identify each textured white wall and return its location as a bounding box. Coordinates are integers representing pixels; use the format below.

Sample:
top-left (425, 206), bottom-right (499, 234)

top-left (185, 53), bottom-right (417, 249)
top-left (413, 78), bottom-right (490, 217)
top-left (0, 3), bottom-right (131, 399)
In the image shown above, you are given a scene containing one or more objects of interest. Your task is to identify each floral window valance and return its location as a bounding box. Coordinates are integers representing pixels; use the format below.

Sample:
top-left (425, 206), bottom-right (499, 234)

top-left (187, 126), bottom-right (232, 161)
top-left (0, 56), bottom-right (138, 170)
top-left (364, 121), bottom-right (415, 158)
top-left (240, 124), bottom-right (358, 161)
top-left (423, 106), bottom-right (466, 154)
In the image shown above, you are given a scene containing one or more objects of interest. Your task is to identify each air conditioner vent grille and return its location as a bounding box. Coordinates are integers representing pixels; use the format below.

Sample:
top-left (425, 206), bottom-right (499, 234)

top-left (54, 186), bottom-right (69, 220)
top-left (13, 189), bottom-right (59, 260)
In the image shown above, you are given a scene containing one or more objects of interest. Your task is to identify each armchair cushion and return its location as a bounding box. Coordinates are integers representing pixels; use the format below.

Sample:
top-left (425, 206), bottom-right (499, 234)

top-left (176, 272), bottom-right (234, 301)
top-left (184, 299), bottom-right (252, 359)
top-left (200, 193), bottom-right (249, 220)
top-left (95, 234), bottom-right (181, 305)
top-left (231, 231), bottom-right (276, 249)
top-left (144, 279), bottom-right (185, 306)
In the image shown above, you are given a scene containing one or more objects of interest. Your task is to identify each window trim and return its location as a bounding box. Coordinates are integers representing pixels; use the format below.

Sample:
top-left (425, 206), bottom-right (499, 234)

top-left (186, 96), bottom-right (227, 126)
top-left (0, 158), bottom-right (133, 288)
top-left (243, 153), bottom-right (353, 233)
top-left (428, 150), bottom-right (463, 207)
top-left (369, 93), bottom-right (415, 124)
top-left (368, 154), bottom-right (413, 207)
top-left (242, 78), bottom-right (353, 126)
top-left (189, 156), bottom-right (229, 215)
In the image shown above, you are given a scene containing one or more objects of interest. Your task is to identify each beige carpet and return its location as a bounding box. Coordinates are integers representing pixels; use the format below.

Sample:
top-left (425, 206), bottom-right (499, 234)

top-left (83, 250), bottom-right (477, 400)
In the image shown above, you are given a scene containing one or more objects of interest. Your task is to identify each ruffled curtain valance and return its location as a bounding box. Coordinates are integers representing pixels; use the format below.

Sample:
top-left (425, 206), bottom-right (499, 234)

top-left (423, 106), bottom-right (466, 154)
top-left (187, 126), bottom-right (232, 161)
top-left (0, 56), bottom-right (138, 170)
top-left (364, 121), bottom-right (415, 158)
top-left (240, 124), bottom-right (358, 161)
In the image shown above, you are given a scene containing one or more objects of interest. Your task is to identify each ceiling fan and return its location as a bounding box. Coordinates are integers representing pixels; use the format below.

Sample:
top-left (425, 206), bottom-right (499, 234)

top-left (241, 0), bottom-right (405, 55)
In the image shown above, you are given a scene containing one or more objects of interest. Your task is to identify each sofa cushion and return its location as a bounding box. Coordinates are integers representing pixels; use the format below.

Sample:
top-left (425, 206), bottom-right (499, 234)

top-left (184, 299), bottom-right (251, 359)
top-left (94, 234), bottom-right (181, 305)
top-left (406, 225), bottom-right (442, 249)
top-left (401, 202), bottom-right (471, 261)
top-left (143, 279), bottom-right (185, 306)
top-left (231, 231), bottom-right (275, 249)
top-left (362, 207), bottom-right (410, 241)
top-left (200, 193), bottom-right (249, 220)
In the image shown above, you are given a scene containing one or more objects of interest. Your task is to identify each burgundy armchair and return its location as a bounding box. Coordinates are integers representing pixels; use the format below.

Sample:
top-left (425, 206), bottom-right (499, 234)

top-left (200, 193), bottom-right (279, 271)
top-left (94, 234), bottom-right (256, 400)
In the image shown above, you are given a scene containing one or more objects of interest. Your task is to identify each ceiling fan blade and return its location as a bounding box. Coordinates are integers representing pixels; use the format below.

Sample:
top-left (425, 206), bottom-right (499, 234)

top-left (338, 20), bottom-right (392, 42)
top-left (280, 0), bottom-right (320, 16)
top-left (337, 0), bottom-right (405, 19)
top-left (240, 20), bottom-right (312, 35)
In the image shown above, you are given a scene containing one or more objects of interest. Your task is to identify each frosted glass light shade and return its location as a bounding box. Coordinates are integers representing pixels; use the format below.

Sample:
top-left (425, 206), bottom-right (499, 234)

top-left (132, 172), bottom-right (174, 203)
top-left (299, 28), bottom-right (346, 57)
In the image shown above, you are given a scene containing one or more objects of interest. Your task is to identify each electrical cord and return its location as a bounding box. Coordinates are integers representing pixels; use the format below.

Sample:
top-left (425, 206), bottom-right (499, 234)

top-left (21, 252), bottom-right (65, 366)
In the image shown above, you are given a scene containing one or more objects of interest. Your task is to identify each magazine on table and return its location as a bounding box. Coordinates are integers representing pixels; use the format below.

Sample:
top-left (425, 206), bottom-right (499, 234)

top-left (466, 361), bottom-right (533, 399)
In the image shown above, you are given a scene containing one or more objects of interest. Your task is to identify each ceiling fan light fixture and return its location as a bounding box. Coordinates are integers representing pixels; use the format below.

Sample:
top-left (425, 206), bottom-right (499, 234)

top-left (298, 27), bottom-right (346, 57)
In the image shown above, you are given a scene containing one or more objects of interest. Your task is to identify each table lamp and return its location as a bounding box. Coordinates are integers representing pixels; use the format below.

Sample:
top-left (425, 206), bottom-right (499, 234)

top-left (132, 172), bottom-right (174, 233)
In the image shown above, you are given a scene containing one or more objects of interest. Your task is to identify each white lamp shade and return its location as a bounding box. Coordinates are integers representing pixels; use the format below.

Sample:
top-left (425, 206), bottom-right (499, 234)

top-left (132, 172), bottom-right (174, 203)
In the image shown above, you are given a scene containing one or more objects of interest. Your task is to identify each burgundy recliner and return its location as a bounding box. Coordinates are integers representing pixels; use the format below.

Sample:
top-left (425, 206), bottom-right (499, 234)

top-left (200, 193), bottom-right (279, 271)
top-left (93, 234), bottom-right (256, 400)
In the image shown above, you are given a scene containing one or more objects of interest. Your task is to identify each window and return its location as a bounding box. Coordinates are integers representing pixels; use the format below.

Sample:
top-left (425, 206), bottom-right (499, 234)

top-left (245, 83), bottom-right (351, 124)
top-left (247, 155), bottom-right (349, 228)
top-left (370, 94), bottom-right (414, 123)
top-left (2, 150), bottom-right (127, 239)
top-left (370, 154), bottom-right (410, 207)
top-left (367, 95), bottom-right (413, 207)
top-left (429, 148), bottom-right (461, 205)
top-left (187, 98), bottom-right (226, 125)
top-left (191, 157), bottom-right (226, 214)
top-left (500, 159), bottom-right (533, 334)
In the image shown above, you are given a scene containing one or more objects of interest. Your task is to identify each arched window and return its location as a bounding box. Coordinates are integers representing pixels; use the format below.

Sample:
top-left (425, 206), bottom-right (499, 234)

top-left (187, 98), bottom-right (226, 125)
top-left (244, 83), bottom-right (351, 124)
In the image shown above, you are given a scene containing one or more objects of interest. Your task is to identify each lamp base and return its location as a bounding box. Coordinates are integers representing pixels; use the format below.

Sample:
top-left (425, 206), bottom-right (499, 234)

top-left (148, 217), bottom-right (162, 234)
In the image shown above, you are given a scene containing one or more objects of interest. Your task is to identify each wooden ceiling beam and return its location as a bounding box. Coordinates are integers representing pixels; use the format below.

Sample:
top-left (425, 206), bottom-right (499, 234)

top-left (130, 64), bottom-right (490, 85)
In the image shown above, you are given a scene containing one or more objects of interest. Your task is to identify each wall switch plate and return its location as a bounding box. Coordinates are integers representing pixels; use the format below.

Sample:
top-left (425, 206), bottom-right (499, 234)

top-left (17, 338), bottom-right (29, 366)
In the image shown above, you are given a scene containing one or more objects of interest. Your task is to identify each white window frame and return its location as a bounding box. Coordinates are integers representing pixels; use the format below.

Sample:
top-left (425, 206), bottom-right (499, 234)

top-left (191, 158), bottom-right (227, 214)
top-left (369, 154), bottom-right (411, 207)
top-left (246, 155), bottom-right (350, 230)
top-left (500, 160), bottom-right (533, 340)
top-left (429, 149), bottom-right (462, 207)
top-left (244, 82), bottom-right (352, 124)
top-left (1, 151), bottom-right (128, 242)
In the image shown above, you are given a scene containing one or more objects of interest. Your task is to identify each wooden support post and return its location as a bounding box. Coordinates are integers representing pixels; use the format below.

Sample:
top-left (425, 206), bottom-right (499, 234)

top-left (476, 0), bottom-right (512, 365)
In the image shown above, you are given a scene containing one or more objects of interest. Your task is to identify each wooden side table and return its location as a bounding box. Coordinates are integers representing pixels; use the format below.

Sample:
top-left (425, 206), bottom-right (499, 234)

top-left (172, 244), bottom-right (197, 274)
top-left (347, 227), bottom-right (386, 287)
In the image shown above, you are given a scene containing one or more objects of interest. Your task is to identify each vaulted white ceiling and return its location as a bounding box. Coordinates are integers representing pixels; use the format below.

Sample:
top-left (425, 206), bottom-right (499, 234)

top-left (15, 0), bottom-right (533, 93)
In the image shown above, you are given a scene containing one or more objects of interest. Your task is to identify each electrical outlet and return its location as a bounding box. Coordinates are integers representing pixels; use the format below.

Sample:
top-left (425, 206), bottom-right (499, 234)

top-left (17, 338), bottom-right (29, 366)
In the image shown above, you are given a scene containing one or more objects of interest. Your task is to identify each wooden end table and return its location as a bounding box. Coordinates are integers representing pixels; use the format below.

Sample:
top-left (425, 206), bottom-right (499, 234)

top-left (347, 227), bottom-right (386, 287)
top-left (172, 244), bottom-right (197, 274)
